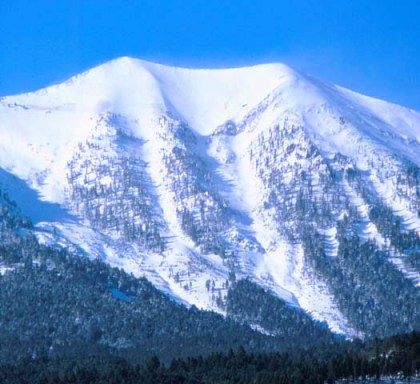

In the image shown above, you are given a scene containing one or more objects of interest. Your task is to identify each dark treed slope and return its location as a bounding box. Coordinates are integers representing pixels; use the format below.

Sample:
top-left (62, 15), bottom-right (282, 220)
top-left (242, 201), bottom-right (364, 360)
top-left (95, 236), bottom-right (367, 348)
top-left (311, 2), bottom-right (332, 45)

top-left (0, 188), bottom-right (337, 364)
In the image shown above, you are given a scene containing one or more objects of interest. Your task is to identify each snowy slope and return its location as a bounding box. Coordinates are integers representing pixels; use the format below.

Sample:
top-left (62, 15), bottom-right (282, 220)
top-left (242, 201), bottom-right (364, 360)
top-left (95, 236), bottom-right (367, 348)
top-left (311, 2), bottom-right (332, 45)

top-left (0, 57), bottom-right (419, 337)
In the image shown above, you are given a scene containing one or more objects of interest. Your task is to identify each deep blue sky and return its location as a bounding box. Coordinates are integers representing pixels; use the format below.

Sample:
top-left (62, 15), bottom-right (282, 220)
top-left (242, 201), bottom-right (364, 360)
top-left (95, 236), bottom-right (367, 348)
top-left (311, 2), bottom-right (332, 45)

top-left (1, 0), bottom-right (420, 110)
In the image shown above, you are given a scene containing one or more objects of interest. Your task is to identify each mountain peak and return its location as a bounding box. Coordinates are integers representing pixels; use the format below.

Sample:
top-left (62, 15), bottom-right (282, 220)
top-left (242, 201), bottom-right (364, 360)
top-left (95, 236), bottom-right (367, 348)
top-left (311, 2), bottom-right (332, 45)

top-left (71, 57), bottom-right (303, 134)
top-left (0, 57), bottom-right (419, 339)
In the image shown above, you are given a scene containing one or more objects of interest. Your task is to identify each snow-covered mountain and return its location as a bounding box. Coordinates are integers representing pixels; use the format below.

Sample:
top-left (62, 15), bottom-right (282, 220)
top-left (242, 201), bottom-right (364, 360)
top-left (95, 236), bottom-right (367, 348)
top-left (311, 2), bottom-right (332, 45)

top-left (0, 57), bottom-right (419, 337)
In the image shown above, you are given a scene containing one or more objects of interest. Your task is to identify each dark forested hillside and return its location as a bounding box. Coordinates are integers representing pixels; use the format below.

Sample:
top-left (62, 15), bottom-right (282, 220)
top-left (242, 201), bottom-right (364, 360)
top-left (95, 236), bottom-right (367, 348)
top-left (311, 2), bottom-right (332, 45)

top-left (0, 236), bottom-right (291, 363)
top-left (1, 332), bottom-right (419, 384)
top-left (226, 280), bottom-right (336, 352)
top-left (0, 188), bottom-right (339, 365)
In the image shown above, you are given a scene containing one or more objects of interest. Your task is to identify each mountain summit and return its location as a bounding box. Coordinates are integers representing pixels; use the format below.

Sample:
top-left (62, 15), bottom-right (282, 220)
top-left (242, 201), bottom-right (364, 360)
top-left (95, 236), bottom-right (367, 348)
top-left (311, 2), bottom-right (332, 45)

top-left (0, 57), bottom-right (419, 338)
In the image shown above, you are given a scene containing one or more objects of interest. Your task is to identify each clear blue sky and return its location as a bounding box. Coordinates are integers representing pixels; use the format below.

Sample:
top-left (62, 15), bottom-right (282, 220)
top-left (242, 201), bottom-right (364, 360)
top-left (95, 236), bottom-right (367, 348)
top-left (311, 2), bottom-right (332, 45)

top-left (1, 0), bottom-right (420, 110)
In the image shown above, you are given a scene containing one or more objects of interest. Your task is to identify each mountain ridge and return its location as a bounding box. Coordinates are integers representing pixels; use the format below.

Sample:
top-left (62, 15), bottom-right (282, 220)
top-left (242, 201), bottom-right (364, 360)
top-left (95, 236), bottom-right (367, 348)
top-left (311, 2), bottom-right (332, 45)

top-left (0, 57), bottom-right (419, 338)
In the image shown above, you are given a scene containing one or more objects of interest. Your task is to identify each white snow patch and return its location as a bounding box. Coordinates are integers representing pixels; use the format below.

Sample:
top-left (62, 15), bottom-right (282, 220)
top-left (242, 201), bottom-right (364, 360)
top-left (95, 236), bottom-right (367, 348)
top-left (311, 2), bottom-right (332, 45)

top-left (318, 227), bottom-right (339, 257)
top-left (0, 265), bottom-right (15, 275)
